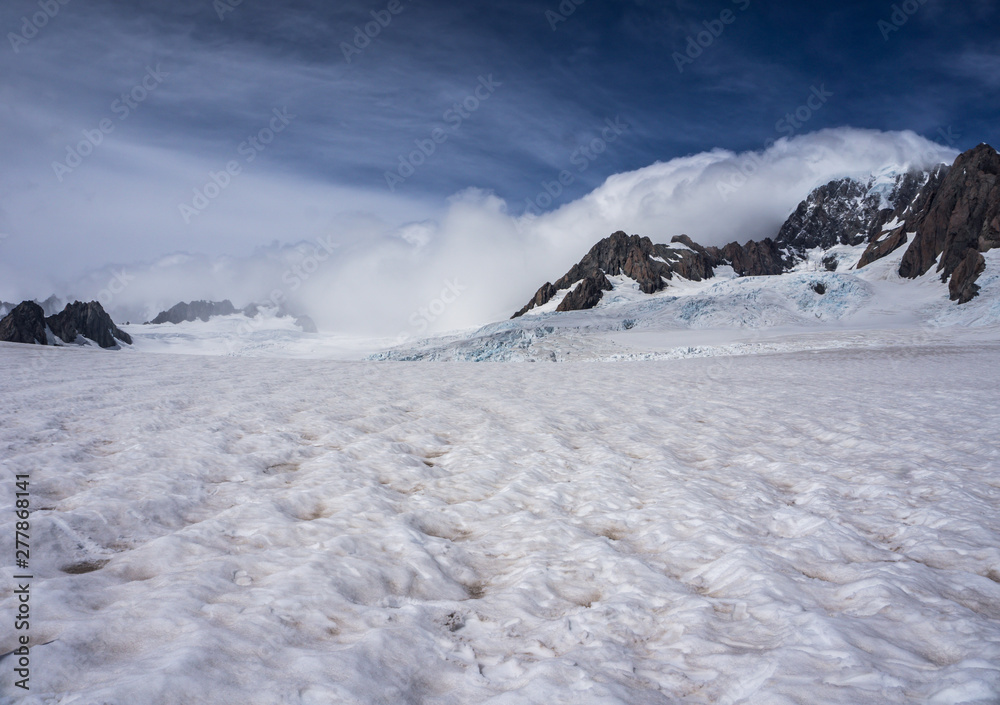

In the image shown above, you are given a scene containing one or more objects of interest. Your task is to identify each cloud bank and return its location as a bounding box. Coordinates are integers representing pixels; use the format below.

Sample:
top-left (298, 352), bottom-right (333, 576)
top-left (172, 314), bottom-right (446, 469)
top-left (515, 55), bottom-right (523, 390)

top-left (17, 127), bottom-right (956, 337)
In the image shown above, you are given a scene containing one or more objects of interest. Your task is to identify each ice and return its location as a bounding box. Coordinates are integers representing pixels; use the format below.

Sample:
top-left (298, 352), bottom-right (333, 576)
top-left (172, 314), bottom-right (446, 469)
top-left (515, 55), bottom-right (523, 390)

top-left (2, 335), bottom-right (1000, 703)
top-left (122, 312), bottom-right (402, 360)
top-left (3, 234), bottom-right (1000, 702)
top-left (371, 239), bottom-right (1000, 363)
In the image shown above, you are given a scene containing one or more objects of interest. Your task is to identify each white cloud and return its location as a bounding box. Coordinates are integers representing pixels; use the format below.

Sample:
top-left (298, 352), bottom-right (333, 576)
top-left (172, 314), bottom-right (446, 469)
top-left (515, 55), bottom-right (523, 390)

top-left (2, 127), bottom-right (960, 336)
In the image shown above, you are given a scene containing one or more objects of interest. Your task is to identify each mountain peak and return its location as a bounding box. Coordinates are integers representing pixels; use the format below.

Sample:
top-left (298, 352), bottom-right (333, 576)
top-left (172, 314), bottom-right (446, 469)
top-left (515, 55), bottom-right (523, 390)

top-left (511, 231), bottom-right (714, 318)
top-left (0, 300), bottom-right (131, 348)
top-left (512, 142), bottom-right (1000, 318)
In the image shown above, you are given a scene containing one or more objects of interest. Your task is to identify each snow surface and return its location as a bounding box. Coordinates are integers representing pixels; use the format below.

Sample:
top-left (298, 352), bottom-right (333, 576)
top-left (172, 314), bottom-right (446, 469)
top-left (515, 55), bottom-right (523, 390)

top-left (2, 339), bottom-right (1000, 704)
top-left (4, 238), bottom-right (1000, 702)
top-left (101, 238), bottom-right (1000, 366)
top-left (121, 313), bottom-right (403, 361)
top-left (371, 244), bottom-right (1000, 363)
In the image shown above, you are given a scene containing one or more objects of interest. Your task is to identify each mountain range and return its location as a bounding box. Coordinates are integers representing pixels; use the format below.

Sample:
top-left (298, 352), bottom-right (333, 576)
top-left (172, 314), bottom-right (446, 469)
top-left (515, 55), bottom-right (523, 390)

top-left (512, 143), bottom-right (999, 318)
top-left (3, 144), bottom-right (998, 358)
top-left (146, 299), bottom-right (318, 333)
top-left (0, 300), bottom-right (132, 349)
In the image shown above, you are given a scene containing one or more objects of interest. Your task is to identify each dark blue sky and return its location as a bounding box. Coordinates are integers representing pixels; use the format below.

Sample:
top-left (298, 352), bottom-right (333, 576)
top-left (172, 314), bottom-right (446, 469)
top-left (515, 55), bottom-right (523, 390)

top-left (0, 0), bottom-right (997, 294)
top-left (5, 0), bottom-right (998, 202)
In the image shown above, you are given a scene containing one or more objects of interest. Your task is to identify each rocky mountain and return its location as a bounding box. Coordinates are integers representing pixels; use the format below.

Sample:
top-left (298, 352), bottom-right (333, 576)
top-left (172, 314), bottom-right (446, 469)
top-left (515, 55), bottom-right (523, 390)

top-left (897, 143), bottom-right (1000, 303)
top-left (513, 231), bottom-right (793, 317)
top-left (0, 301), bottom-right (132, 348)
top-left (149, 300), bottom-right (243, 324)
top-left (37, 294), bottom-right (67, 317)
top-left (1, 295), bottom-right (72, 318)
top-left (148, 299), bottom-right (318, 332)
top-left (512, 232), bottom-right (713, 318)
top-left (776, 168), bottom-right (942, 259)
top-left (0, 301), bottom-right (49, 345)
top-left (513, 143), bottom-right (999, 317)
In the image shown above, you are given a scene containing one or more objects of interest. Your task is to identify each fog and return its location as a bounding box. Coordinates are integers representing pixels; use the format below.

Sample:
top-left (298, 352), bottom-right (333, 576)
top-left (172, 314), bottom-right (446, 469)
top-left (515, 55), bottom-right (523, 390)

top-left (2, 128), bottom-right (957, 336)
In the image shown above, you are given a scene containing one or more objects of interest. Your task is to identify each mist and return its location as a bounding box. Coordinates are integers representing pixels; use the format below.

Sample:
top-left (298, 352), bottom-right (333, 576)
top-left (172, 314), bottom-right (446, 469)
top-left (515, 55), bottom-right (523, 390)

top-left (7, 127), bottom-right (955, 337)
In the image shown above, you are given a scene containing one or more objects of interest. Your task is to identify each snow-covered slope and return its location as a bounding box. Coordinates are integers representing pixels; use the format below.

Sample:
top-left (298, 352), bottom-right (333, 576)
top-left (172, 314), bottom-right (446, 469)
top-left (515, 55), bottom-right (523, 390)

top-left (372, 243), bottom-right (1000, 362)
top-left (2, 339), bottom-right (999, 703)
top-left (116, 308), bottom-right (395, 360)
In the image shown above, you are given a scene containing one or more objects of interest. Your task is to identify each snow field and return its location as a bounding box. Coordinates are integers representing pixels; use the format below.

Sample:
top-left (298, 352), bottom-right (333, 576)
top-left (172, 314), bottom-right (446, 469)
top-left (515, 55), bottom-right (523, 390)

top-left (1, 342), bottom-right (999, 703)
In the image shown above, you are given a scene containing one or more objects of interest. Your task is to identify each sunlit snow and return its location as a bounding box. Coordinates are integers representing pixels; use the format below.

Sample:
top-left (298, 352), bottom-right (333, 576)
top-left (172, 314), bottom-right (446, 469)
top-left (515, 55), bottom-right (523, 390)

top-left (2, 328), bottom-right (1000, 703)
top-left (3, 243), bottom-right (1000, 703)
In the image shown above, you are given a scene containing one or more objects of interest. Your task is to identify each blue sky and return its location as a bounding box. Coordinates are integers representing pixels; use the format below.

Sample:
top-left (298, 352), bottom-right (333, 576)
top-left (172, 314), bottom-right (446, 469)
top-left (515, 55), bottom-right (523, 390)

top-left (0, 0), bottom-right (996, 327)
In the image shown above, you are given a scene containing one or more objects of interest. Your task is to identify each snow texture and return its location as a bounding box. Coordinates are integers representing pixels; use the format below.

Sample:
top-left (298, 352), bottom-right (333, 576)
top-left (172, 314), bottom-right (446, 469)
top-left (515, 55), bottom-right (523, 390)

top-left (2, 337), bottom-right (1000, 704)
top-left (370, 242), bottom-right (1000, 363)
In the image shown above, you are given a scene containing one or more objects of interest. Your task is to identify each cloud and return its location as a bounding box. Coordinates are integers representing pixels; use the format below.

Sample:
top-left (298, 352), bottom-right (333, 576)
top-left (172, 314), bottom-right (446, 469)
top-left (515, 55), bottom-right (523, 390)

top-left (949, 48), bottom-right (1000, 87)
top-left (527, 127), bottom-right (957, 252)
top-left (22, 127), bottom-right (958, 337)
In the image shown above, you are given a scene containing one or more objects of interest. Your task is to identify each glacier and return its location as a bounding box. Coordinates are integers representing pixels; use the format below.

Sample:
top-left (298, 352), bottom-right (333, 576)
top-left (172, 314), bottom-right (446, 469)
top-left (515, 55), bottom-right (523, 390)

top-left (2, 323), bottom-right (1000, 703)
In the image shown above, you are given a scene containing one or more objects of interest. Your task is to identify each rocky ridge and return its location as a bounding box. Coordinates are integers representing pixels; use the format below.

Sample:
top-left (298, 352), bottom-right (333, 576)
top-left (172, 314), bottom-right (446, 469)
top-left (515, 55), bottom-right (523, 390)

top-left (897, 144), bottom-right (1000, 303)
top-left (149, 300), bottom-right (243, 324)
top-left (0, 301), bottom-right (132, 349)
top-left (512, 232), bottom-right (713, 318)
top-left (513, 143), bottom-right (999, 317)
top-left (148, 299), bottom-right (318, 332)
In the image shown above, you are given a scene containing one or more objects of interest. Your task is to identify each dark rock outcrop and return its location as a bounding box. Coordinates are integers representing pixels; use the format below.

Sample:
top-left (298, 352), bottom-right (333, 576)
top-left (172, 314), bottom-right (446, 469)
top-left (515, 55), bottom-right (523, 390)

top-left (558, 273), bottom-right (613, 312)
top-left (857, 225), bottom-right (909, 270)
top-left (512, 231), bottom-right (716, 317)
top-left (898, 144), bottom-right (1000, 299)
top-left (851, 163), bottom-right (951, 272)
top-left (512, 144), bottom-right (998, 318)
top-left (776, 178), bottom-right (876, 253)
top-left (0, 301), bottom-right (48, 345)
top-left (47, 302), bottom-right (133, 348)
top-left (149, 300), bottom-right (238, 325)
top-left (0, 300), bottom-right (131, 348)
top-left (564, 231), bottom-right (711, 294)
top-left (949, 249), bottom-right (987, 304)
top-left (708, 238), bottom-right (787, 277)
top-left (776, 169), bottom-right (937, 262)
top-left (513, 283), bottom-right (559, 318)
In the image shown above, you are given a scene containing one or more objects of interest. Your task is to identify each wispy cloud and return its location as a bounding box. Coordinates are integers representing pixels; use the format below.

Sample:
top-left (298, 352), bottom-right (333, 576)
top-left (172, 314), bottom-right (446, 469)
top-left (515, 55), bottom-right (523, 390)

top-left (0, 1), bottom-right (992, 332)
top-left (16, 128), bottom-right (957, 336)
